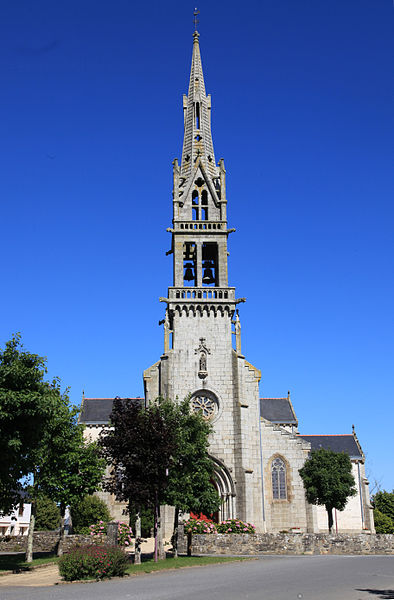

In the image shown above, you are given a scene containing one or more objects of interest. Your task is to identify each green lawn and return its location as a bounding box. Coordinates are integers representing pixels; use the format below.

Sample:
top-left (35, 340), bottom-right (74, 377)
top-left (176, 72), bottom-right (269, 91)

top-left (126, 555), bottom-right (253, 575)
top-left (0, 552), bottom-right (58, 573)
top-left (0, 551), bottom-right (252, 579)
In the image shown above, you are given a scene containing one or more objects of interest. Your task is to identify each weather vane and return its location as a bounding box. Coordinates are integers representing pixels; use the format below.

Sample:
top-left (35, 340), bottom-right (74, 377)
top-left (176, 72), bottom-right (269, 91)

top-left (193, 7), bottom-right (200, 31)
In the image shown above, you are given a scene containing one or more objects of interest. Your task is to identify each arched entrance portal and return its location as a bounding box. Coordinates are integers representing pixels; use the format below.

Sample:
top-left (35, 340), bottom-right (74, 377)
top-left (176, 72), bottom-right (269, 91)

top-left (210, 456), bottom-right (236, 522)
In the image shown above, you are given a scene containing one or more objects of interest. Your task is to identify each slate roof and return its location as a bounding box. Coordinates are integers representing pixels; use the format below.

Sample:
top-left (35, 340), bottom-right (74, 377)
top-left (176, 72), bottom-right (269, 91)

top-left (260, 397), bottom-right (298, 425)
top-left (300, 435), bottom-right (363, 459)
top-left (79, 398), bottom-right (143, 425)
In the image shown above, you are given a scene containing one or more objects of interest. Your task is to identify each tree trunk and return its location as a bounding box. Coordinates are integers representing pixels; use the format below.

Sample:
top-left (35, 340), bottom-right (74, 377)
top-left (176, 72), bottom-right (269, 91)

top-left (172, 507), bottom-right (179, 558)
top-left (157, 505), bottom-right (165, 560)
top-left (134, 512), bottom-right (142, 565)
top-left (25, 501), bottom-right (36, 563)
top-left (326, 505), bottom-right (334, 533)
top-left (154, 498), bottom-right (158, 563)
top-left (56, 505), bottom-right (66, 557)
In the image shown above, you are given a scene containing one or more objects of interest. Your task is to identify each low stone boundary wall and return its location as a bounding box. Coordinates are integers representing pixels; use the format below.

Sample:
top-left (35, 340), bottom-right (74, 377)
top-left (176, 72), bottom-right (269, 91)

top-left (0, 532), bottom-right (98, 553)
top-left (178, 531), bottom-right (394, 556)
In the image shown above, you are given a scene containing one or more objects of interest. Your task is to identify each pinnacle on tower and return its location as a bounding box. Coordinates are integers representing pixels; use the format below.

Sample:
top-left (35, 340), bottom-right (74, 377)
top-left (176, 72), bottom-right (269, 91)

top-left (181, 30), bottom-right (218, 180)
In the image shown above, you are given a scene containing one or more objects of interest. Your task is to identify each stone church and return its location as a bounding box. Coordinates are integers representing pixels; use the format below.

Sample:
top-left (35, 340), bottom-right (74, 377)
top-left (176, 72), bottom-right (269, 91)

top-left (80, 30), bottom-right (374, 534)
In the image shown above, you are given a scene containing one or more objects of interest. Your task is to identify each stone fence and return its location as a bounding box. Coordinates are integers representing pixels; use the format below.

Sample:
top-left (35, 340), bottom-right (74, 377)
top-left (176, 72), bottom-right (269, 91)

top-left (0, 532), bottom-right (97, 554)
top-left (178, 529), bottom-right (394, 556)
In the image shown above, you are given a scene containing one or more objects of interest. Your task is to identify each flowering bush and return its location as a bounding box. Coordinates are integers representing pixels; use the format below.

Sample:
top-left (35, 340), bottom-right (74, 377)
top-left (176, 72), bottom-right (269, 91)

top-left (58, 544), bottom-right (129, 581)
top-left (216, 519), bottom-right (256, 534)
top-left (117, 521), bottom-right (133, 546)
top-left (89, 520), bottom-right (107, 541)
top-left (190, 512), bottom-right (214, 523)
top-left (183, 517), bottom-right (217, 534)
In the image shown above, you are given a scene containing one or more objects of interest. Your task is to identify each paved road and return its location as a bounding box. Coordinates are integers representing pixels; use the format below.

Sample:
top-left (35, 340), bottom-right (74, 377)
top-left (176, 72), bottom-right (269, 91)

top-left (0, 555), bottom-right (393, 600)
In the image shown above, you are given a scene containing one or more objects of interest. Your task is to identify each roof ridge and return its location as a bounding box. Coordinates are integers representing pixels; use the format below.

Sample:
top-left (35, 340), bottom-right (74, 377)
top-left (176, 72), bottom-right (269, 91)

top-left (301, 434), bottom-right (353, 437)
top-left (83, 397), bottom-right (141, 400)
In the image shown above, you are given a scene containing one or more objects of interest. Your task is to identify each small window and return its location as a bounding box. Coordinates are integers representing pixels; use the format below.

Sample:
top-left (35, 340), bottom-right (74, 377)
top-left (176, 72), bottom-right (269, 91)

top-left (195, 102), bottom-right (200, 129)
top-left (272, 457), bottom-right (287, 500)
top-left (192, 190), bottom-right (199, 220)
top-left (201, 190), bottom-right (208, 220)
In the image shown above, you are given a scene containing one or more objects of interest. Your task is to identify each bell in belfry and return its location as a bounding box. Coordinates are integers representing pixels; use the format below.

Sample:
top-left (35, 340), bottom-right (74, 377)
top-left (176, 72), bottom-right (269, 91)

top-left (184, 263), bottom-right (195, 281)
top-left (202, 261), bottom-right (215, 284)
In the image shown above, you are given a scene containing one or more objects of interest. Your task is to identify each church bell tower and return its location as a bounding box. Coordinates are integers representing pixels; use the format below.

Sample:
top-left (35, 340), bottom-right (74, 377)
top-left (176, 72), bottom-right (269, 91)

top-left (144, 30), bottom-right (264, 529)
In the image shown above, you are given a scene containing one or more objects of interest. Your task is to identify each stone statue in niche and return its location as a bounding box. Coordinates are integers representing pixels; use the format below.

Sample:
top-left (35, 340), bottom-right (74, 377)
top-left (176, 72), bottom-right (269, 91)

top-left (195, 337), bottom-right (210, 379)
top-left (232, 309), bottom-right (242, 356)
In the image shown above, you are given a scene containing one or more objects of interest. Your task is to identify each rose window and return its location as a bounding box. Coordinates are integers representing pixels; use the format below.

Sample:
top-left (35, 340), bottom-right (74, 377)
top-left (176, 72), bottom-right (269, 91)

top-left (191, 395), bottom-right (217, 420)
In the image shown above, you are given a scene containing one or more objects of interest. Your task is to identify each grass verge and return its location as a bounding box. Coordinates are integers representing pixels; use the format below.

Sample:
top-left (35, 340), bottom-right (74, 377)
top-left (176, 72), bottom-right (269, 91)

top-left (126, 555), bottom-right (252, 575)
top-left (0, 552), bottom-right (58, 573)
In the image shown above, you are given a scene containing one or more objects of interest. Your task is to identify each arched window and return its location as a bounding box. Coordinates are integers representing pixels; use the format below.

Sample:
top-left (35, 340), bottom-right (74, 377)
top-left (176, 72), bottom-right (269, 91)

top-left (201, 190), bottom-right (208, 220)
top-left (192, 190), bottom-right (199, 220)
top-left (271, 457), bottom-right (287, 500)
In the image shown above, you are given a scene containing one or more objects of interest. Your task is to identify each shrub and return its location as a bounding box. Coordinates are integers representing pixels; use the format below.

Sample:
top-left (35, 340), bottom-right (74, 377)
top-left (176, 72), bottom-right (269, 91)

top-left (117, 521), bottom-right (133, 546)
top-left (89, 520), bottom-right (107, 541)
top-left (35, 495), bottom-right (61, 531)
top-left (58, 544), bottom-right (129, 581)
top-left (183, 518), bottom-right (217, 534)
top-left (71, 496), bottom-right (111, 534)
top-left (216, 519), bottom-right (256, 534)
top-left (190, 512), bottom-right (214, 523)
top-left (373, 491), bottom-right (394, 523)
top-left (374, 509), bottom-right (394, 534)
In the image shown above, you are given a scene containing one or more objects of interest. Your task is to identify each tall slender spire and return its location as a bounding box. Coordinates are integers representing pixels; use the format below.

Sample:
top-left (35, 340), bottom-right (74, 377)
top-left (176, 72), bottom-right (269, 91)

top-left (181, 31), bottom-right (218, 179)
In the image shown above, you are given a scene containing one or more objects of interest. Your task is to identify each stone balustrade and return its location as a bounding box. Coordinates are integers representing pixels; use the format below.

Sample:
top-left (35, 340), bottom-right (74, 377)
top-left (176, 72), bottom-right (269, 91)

top-left (169, 287), bottom-right (235, 301)
top-left (175, 221), bottom-right (226, 231)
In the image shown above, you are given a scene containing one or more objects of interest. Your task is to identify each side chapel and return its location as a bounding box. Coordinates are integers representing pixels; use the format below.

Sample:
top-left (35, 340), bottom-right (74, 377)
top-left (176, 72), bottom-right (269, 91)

top-left (80, 29), bottom-right (374, 534)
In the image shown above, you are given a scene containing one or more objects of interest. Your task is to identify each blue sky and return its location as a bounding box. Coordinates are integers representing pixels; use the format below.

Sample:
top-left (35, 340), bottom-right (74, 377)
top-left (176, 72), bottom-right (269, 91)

top-left (1, 1), bottom-right (393, 491)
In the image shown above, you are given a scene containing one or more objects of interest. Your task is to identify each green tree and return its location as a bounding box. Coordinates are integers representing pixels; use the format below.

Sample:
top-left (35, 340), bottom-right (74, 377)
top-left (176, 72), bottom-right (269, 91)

top-left (33, 392), bottom-right (106, 557)
top-left (100, 396), bottom-right (219, 561)
top-left (163, 397), bottom-right (220, 556)
top-left (71, 495), bottom-right (111, 534)
top-left (373, 490), bottom-right (394, 523)
top-left (34, 494), bottom-right (61, 531)
top-left (373, 509), bottom-right (394, 534)
top-left (299, 448), bottom-right (357, 533)
top-left (0, 334), bottom-right (61, 513)
top-left (372, 490), bottom-right (394, 533)
top-left (0, 334), bottom-right (106, 560)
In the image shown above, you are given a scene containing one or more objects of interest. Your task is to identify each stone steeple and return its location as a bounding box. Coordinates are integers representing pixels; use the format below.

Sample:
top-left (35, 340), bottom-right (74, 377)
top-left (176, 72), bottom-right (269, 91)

top-left (144, 28), bottom-right (264, 532)
top-left (181, 31), bottom-right (218, 180)
top-left (168, 31), bottom-right (235, 301)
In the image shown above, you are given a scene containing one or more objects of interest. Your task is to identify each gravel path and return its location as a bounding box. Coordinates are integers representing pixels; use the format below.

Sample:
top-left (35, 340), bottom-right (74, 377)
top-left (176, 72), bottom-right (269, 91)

top-left (0, 564), bottom-right (61, 587)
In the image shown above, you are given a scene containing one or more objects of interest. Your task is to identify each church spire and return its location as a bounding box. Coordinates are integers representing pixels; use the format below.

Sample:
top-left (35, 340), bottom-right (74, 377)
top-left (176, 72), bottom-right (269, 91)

top-left (181, 30), bottom-right (218, 179)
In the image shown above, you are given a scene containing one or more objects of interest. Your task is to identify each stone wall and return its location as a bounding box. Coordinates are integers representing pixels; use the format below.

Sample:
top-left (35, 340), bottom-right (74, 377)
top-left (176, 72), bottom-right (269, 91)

top-left (178, 532), bottom-right (394, 556)
top-left (0, 532), bottom-right (105, 554)
top-left (260, 419), bottom-right (313, 532)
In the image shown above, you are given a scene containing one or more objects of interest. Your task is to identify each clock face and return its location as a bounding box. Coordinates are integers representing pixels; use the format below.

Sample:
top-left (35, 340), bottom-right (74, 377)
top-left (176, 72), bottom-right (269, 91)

top-left (191, 392), bottom-right (218, 420)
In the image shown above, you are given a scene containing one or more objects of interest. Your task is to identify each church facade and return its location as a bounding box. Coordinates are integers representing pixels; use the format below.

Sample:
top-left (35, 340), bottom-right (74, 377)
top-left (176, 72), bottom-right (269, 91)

top-left (80, 31), bottom-right (374, 534)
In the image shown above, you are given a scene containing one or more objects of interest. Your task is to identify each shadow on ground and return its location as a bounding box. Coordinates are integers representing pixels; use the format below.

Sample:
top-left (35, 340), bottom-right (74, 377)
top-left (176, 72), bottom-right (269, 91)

top-left (0, 552), bottom-right (55, 573)
top-left (357, 589), bottom-right (394, 599)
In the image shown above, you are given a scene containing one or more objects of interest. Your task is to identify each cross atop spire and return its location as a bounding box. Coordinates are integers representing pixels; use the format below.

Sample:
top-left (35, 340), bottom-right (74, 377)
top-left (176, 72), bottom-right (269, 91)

top-left (180, 30), bottom-right (218, 179)
top-left (193, 8), bottom-right (200, 32)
